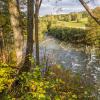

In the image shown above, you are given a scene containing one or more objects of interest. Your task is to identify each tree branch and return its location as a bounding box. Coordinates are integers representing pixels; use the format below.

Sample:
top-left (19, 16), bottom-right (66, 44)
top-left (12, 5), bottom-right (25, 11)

top-left (79, 0), bottom-right (100, 25)
top-left (39, 0), bottom-right (42, 9)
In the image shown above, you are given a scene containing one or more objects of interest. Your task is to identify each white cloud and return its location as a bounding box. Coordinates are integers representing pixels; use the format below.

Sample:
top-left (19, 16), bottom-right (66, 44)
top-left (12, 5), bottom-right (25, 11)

top-left (40, 0), bottom-right (100, 16)
top-left (41, 3), bottom-right (53, 8)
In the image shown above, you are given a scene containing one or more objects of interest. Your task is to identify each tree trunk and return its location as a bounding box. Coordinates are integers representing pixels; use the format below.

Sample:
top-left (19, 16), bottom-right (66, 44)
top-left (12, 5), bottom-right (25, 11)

top-left (7, 0), bottom-right (34, 96)
top-left (22, 0), bottom-right (34, 72)
top-left (8, 0), bottom-right (24, 65)
top-left (0, 28), bottom-right (4, 62)
top-left (35, 0), bottom-right (40, 65)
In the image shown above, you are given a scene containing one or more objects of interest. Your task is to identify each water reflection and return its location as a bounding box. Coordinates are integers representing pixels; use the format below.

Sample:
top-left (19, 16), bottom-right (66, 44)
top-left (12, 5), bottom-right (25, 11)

top-left (33, 36), bottom-right (100, 98)
top-left (39, 37), bottom-right (90, 70)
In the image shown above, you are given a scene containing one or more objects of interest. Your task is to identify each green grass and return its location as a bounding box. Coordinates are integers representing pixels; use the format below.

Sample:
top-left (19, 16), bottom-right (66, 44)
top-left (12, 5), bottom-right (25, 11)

top-left (51, 18), bottom-right (88, 29)
top-left (80, 18), bottom-right (88, 24)
top-left (52, 21), bottom-right (85, 28)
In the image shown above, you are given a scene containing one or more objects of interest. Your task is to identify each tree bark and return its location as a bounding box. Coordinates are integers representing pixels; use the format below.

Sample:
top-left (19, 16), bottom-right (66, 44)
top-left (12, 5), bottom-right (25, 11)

top-left (8, 0), bottom-right (24, 65)
top-left (34, 0), bottom-right (42, 65)
top-left (35, 0), bottom-right (40, 65)
top-left (0, 28), bottom-right (4, 62)
top-left (7, 0), bottom-right (34, 96)
top-left (22, 0), bottom-right (34, 71)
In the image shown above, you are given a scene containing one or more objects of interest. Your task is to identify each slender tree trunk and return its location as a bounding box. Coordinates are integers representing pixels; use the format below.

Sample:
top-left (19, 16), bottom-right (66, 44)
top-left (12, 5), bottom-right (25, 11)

top-left (22, 0), bottom-right (34, 71)
top-left (0, 28), bottom-right (4, 62)
top-left (8, 0), bottom-right (24, 65)
top-left (35, 0), bottom-right (40, 65)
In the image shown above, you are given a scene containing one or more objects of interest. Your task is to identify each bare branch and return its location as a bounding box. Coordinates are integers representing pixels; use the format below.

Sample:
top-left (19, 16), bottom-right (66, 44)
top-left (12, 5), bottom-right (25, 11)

top-left (79, 0), bottom-right (100, 25)
top-left (39, 0), bottom-right (42, 9)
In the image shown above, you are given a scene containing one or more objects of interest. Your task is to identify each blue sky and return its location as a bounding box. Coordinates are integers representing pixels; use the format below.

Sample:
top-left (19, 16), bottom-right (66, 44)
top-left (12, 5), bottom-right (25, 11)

top-left (39, 0), bottom-right (100, 16)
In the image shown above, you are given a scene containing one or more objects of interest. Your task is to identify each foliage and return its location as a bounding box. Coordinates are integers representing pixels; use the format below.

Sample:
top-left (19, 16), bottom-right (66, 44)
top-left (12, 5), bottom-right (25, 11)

top-left (38, 11), bottom-right (88, 41)
top-left (0, 63), bottom-right (15, 93)
top-left (41, 11), bottom-right (88, 23)
top-left (48, 27), bottom-right (87, 44)
top-left (86, 7), bottom-right (100, 47)
top-left (0, 64), bottom-right (96, 100)
top-left (0, 2), bottom-right (99, 100)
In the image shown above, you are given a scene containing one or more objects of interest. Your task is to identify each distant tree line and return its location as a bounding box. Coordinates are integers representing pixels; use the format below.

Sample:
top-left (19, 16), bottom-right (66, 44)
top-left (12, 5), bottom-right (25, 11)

top-left (40, 11), bottom-right (88, 22)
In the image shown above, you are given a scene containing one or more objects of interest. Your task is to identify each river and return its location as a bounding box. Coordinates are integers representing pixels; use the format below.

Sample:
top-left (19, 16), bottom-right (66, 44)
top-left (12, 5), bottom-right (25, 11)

top-left (33, 35), bottom-right (100, 97)
top-left (34, 36), bottom-right (100, 72)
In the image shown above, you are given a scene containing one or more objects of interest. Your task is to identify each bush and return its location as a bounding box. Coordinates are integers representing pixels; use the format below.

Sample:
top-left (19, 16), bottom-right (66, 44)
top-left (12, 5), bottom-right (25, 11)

top-left (0, 65), bottom-right (95, 100)
top-left (0, 63), bottom-right (15, 93)
top-left (48, 27), bottom-right (87, 44)
top-left (0, 60), bottom-right (97, 100)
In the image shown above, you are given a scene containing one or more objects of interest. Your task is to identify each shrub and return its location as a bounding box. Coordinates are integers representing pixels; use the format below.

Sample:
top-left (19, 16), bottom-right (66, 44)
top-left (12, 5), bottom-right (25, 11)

top-left (48, 27), bottom-right (87, 44)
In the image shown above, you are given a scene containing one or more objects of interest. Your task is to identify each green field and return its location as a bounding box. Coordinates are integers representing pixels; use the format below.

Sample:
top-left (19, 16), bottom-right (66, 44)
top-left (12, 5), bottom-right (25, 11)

top-left (51, 18), bottom-right (88, 29)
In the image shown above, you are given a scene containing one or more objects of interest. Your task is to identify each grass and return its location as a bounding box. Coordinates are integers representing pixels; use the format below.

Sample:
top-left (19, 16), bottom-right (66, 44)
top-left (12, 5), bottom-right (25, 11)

top-left (51, 18), bottom-right (88, 29)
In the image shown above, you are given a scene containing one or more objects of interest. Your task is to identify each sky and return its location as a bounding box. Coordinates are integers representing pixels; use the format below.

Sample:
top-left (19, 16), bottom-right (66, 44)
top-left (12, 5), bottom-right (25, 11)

top-left (39, 0), bottom-right (100, 16)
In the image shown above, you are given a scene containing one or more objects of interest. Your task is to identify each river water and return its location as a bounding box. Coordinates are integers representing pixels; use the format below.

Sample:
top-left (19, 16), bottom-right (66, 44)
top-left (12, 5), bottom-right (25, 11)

top-left (34, 36), bottom-right (100, 72)
top-left (37, 36), bottom-right (100, 96)
top-left (33, 36), bottom-right (100, 97)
